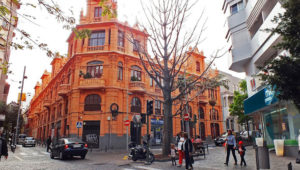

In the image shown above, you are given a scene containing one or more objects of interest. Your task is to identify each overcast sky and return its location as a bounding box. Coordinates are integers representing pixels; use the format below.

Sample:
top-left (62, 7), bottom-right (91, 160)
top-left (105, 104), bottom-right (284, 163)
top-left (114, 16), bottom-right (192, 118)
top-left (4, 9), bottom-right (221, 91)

top-left (7, 0), bottom-right (245, 107)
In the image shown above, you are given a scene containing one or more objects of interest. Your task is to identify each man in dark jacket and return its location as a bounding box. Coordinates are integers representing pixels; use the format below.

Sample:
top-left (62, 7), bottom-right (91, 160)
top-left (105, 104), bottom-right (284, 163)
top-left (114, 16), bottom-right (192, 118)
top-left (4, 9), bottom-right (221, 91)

top-left (0, 130), bottom-right (8, 160)
top-left (46, 136), bottom-right (52, 152)
top-left (183, 132), bottom-right (193, 170)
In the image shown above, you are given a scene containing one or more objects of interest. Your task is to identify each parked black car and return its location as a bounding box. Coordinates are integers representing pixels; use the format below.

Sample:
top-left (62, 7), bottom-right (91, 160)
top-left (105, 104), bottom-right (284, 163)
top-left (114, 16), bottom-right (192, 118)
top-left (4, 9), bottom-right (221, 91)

top-left (50, 138), bottom-right (88, 160)
top-left (214, 132), bottom-right (227, 146)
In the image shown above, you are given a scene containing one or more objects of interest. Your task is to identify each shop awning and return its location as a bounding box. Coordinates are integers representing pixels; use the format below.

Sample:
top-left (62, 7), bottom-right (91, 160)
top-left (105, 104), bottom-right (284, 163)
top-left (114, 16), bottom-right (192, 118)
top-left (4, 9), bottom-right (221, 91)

top-left (244, 86), bottom-right (278, 115)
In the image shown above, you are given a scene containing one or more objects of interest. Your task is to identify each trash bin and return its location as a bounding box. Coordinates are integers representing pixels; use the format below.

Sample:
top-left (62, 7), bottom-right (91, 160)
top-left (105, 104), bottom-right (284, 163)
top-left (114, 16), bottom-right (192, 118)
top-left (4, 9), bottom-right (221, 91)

top-left (255, 139), bottom-right (270, 169)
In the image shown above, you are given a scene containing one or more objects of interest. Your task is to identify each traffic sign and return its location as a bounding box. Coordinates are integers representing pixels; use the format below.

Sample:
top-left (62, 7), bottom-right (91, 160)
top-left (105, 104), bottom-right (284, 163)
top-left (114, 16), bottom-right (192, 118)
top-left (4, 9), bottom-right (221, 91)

top-left (124, 120), bottom-right (130, 126)
top-left (76, 122), bottom-right (83, 128)
top-left (184, 114), bottom-right (189, 121)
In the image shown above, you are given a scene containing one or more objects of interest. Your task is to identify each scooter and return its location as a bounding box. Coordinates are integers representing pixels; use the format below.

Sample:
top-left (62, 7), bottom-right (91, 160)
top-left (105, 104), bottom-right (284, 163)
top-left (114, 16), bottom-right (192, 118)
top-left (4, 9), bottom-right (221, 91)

top-left (128, 141), bottom-right (155, 163)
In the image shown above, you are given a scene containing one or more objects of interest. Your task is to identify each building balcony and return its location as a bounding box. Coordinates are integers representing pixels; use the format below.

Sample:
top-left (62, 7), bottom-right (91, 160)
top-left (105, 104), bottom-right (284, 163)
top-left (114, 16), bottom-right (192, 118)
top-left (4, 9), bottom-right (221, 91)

top-left (155, 87), bottom-right (161, 94)
top-left (129, 81), bottom-right (145, 93)
top-left (58, 84), bottom-right (70, 97)
top-left (117, 46), bottom-right (125, 53)
top-left (94, 17), bottom-right (102, 22)
top-left (43, 99), bottom-right (52, 108)
top-left (198, 95), bottom-right (208, 104)
top-left (79, 78), bottom-right (106, 89)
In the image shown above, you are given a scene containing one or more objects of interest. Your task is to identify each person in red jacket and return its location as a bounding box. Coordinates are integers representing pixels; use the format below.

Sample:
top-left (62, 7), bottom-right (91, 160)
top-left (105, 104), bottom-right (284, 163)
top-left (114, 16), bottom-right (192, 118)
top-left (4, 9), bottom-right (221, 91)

top-left (238, 141), bottom-right (247, 166)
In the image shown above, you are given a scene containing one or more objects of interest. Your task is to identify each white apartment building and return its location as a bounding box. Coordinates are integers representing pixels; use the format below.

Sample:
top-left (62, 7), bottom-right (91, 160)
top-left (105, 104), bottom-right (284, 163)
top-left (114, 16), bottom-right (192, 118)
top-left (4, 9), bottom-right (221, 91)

top-left (223, 0), bottom-right (300, 157)
top-left (0, 0), bottom-right (19, 103)
top-left (219, 71), bottom-right (242, 133)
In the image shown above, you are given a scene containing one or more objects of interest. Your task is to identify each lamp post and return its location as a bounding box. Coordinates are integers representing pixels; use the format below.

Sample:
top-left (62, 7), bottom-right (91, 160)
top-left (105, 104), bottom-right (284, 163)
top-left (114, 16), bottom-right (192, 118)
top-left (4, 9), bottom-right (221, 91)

top-left (209, 98), bottom-right (216, 139)
top-left (14, 66), bottom-right (27, 145)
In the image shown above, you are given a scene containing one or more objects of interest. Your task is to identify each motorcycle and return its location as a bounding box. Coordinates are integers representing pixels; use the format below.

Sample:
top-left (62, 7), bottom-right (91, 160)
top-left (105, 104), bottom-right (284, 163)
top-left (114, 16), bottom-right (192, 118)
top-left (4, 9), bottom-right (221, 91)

top-left (128, 141), bottom-right (155, 163)
top-left (10, 144), bottom-right (16, 153)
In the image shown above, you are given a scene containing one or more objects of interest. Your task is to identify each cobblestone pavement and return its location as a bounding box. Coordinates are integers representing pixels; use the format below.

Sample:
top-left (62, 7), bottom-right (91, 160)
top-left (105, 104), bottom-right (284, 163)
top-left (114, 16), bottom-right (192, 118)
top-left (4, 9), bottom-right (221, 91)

top-left (1, 145), bottom-right (300, 170)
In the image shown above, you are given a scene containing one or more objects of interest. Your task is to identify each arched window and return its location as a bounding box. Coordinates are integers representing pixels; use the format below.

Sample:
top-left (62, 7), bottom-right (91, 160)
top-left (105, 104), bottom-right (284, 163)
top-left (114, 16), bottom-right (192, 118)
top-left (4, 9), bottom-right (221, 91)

top-left (199, 107), bottom-right (204, 119)
top-left (118, 62), bottom-right (123, 80)
top-left (196, 61), bottom-right (200, 72)
top-left (210, 108), bottom-right (218, 120)
top-left (131, 66), bottom-right (142, 81)
top-left (86, 61), bottom-right (104, 78)
top-left (150, 71), bottom-right (154, 87)
top-left (118, 30), bottom-right (125, 47)
top-left (131, 97), bottom-right (141, 113)
top-left (155, 100), bottom-right (161, 115)
top-left (84, 94), bottom-right (101, 111)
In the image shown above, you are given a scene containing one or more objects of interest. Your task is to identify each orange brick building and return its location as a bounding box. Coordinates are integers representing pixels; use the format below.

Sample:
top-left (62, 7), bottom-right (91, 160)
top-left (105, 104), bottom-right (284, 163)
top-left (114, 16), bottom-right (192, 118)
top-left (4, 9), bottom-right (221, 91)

top-left (27, 0), bottom-right (223, 149)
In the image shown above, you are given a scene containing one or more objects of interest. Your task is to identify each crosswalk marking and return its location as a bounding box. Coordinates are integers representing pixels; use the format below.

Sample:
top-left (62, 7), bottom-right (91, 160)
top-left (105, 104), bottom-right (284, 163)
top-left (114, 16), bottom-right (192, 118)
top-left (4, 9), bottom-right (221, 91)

top-left (41, 152), bottom-right (49, 155)
top-left (14, 156), bottom-right (23, 161)
top-left (20, 152), bottom-right (28, 156)
top-left (134, 166), bottom-right (162, 170)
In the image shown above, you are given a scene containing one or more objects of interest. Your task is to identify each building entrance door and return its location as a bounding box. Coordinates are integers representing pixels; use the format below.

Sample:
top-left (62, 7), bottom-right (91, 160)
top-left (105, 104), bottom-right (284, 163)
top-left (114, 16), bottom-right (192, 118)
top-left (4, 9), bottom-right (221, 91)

top-left (82, 121), bottom-right (100, 148)
top-left (130, 121), bottom-right (141, 145)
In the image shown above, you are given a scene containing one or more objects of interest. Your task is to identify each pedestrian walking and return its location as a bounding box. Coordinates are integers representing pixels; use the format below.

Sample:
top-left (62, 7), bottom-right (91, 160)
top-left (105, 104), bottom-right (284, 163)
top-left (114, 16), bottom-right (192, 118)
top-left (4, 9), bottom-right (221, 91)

top-left (224, 130), bottom-right (237, 166)
top-left (176, 133), bottom-right (180, 145)
top-left (169, 143), bottom-right (177, 166)
top-left (0, 130), bottom-right (8, 161)
top-left (46, 136), bottom-right (52, 152)
top-left (177, 132), bottom-right (185, 167)
top-left (183, 132), bottom-right (193, 170)
top-left (237, 141), bottom-right (246, 166)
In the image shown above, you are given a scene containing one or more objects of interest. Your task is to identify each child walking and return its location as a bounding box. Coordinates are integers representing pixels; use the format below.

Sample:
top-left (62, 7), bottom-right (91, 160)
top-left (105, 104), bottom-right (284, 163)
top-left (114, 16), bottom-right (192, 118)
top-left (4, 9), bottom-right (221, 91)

top-left (238, 141), bottom-right (247, 166)
top-left (170, 144), bottom-right (177, 166)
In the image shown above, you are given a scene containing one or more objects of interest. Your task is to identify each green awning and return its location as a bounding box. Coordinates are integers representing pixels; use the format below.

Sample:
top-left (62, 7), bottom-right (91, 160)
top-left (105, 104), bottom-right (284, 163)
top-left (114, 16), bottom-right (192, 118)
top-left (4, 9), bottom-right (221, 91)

top-left (244, 86), bottom-right (278, 115)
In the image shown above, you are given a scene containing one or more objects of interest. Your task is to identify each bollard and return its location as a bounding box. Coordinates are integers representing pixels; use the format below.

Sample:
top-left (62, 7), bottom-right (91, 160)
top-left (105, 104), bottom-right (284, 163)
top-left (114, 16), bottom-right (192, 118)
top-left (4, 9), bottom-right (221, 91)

top-left (288, 162), bottom-right (292, 170)
top-left (255, 140), bottom-right (270, 169)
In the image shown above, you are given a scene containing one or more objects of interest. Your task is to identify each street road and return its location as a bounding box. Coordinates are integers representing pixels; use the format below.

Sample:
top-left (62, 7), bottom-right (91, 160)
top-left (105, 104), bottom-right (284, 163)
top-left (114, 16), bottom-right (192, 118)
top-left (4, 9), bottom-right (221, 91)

top-left (1, 145), bottom-right (299, 170)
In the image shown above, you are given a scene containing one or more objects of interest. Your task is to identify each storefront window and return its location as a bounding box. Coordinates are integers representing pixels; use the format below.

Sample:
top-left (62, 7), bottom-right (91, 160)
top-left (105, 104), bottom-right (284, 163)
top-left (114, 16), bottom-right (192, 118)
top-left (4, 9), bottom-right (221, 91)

top-left (264, 103), bottom-right (300, 145)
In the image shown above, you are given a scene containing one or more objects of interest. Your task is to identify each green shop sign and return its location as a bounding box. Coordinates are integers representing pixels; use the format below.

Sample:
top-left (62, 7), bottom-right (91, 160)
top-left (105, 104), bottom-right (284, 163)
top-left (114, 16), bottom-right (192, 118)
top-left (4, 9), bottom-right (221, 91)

top-left (244, 86), bottom-right (278, 115)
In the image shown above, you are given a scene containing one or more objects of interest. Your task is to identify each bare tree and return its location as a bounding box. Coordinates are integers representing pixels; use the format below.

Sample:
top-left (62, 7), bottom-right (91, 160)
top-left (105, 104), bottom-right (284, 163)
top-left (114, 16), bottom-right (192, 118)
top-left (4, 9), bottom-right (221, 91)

top-left (128, 0), bottom-right (226, 155)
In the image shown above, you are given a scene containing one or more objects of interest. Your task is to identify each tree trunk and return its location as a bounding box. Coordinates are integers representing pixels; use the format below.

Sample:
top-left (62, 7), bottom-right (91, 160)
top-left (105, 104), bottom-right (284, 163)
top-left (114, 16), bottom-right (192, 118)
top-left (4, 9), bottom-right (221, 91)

top-left (162, 97), bottom-right (173, 156)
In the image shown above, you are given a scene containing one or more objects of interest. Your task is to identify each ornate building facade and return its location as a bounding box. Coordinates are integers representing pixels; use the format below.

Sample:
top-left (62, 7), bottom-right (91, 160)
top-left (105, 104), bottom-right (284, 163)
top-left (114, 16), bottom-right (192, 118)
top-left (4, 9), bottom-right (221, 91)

top-left (28, 0), bottom-right (223, 149)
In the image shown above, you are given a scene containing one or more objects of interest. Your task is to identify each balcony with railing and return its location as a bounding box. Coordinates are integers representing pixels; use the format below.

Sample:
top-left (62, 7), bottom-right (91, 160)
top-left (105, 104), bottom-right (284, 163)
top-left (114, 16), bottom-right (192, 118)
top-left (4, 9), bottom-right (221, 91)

top-left (58, 84), bottom-right (70, 97)
top-left (129, 81), bottom-right (146, 93)
top-left (94, 17), bottom-right (102, 22)
top-left (117, 46), bottom-right (125, 53)
top-left (155, 87), bottom-right (161, 94)
top-left (79, 78), bottom-right (106, 89)
top-left (43, 99), bottom-right (52, 108)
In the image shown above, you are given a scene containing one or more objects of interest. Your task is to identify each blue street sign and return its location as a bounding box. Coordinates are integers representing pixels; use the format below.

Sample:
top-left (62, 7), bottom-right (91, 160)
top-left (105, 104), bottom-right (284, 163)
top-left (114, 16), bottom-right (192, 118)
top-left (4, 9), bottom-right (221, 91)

top-left (76, 122), bottom-right (83, 128)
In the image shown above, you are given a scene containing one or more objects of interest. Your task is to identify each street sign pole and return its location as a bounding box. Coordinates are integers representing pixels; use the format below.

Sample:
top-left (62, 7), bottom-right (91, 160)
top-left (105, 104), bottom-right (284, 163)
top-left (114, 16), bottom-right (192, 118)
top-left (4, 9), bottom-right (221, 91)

top-left (145, 101), bottom-right (151, 165)
top-left (14, 66), bottom-right (26, 146)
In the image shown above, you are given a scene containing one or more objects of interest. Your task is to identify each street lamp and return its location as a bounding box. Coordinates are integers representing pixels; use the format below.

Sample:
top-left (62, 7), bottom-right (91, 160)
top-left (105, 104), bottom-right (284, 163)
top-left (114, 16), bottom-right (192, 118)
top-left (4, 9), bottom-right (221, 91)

top-left (209, 98), bottom-right (216, 139)
top-left (14, 66), bottom-right (27, 146)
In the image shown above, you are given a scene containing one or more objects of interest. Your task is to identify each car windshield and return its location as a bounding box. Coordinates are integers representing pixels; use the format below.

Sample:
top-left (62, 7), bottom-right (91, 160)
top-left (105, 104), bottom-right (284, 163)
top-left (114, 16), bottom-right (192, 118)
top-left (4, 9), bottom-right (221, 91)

top-left (25, 137), bottom-right (34, 140)
top-left (19, 135), bottom-right (27, 138)
top-left (64, 138), bottom-right (83, 144)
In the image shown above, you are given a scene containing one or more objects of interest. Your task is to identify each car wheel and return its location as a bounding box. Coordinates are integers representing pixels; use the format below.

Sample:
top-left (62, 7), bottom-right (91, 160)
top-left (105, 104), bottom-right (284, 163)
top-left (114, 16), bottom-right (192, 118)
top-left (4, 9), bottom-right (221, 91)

top-left (59, 152), bottom-right (65, 160)
top-left (50, 152), bottom-right (54, 159)
top-left (33, 144), bottom-right (36, 147)
top-left (81, 154), bottom-right (86, 159)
